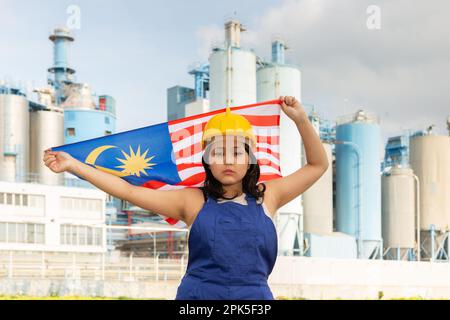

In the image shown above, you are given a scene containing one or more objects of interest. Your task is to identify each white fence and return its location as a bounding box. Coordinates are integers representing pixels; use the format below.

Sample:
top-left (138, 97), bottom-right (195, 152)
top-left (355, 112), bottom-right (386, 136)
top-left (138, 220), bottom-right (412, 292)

top-left (0, 251), bottom-right (187, 282)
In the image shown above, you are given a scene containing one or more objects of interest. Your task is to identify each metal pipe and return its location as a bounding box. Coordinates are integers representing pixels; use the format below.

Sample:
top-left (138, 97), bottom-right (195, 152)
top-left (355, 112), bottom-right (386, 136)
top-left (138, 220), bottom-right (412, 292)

top-left (431, 224), bottom-right (435, 262)
top-left (129, 252), bottom-right (133, 280)
top-left (226, 44), bottom-right (232, 108)
top-left (101, 253), bottom-right (105, 281)
top-left (447, 233), bottom-right (450, 262)
top-left (413, 174), bottom-right (420, 261)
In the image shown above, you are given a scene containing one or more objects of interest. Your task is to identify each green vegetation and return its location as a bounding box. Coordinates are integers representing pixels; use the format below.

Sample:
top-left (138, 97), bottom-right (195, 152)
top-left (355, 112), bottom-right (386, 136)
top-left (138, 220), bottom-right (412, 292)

top-left (0, 294), bottom-right (162, 300)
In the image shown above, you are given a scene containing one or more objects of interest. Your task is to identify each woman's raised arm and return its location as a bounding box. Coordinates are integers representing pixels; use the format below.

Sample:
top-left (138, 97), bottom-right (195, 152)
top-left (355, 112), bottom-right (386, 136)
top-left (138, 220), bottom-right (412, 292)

top-left (264, 96), bottom-right (329, 212)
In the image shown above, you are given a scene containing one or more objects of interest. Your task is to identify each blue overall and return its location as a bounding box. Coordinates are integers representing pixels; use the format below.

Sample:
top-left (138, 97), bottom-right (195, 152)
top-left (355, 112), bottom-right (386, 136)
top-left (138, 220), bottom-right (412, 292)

top-left (175, 191), bottom-right (278, 300)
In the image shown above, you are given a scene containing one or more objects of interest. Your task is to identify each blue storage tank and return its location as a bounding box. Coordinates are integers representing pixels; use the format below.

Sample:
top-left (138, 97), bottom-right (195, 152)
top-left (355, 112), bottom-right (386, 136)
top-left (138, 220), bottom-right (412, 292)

top-left (335, 110), bottom-right (382, 259)
top-left (61, 83), bottom-right (116, 144)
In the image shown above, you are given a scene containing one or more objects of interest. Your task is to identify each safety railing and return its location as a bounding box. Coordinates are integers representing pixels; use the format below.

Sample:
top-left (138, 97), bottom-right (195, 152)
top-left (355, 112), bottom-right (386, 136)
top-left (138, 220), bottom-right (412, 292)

top-left (0, 251), bottom-right (188, 282)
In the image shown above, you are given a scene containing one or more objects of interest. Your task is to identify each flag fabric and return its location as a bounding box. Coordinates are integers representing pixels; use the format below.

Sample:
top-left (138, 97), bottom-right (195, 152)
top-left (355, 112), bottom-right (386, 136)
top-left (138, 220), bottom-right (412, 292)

top-left (52, 99), bottom-right (283, 228)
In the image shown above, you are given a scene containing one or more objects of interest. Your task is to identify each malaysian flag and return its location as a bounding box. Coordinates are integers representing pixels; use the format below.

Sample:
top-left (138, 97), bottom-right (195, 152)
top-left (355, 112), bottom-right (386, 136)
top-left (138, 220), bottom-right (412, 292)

top-left (52, 99), bottom-right (283, 228)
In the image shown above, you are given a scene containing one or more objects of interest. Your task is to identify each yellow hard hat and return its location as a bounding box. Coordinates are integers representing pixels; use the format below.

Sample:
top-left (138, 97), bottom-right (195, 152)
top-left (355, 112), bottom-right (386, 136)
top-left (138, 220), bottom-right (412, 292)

top-left (202, 106), bottom-right (257, 150)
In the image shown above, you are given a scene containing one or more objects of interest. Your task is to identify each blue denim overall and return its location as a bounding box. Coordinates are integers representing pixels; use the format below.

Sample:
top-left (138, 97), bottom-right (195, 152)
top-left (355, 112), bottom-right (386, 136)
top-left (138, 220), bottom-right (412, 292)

top-left (175, 191), bottom-right (278, 300)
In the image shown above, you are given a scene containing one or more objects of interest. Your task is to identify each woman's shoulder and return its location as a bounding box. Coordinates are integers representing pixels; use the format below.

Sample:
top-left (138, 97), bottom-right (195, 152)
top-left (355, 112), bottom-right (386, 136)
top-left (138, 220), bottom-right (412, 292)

top-left (181, 187), bottom-right (206, 202)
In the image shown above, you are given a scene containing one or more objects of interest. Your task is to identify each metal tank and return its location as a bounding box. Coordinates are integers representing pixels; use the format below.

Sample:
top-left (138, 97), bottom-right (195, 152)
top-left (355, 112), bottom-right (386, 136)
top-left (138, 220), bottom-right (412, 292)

top-left (0, 91), bottom-right (30, 182)
top-left (256, 40), bottom-right (303, 255)
top-left (335, 110), bottom-right (382, 259)
top-left (301, 111), bottom-right (333, 235)
top-left (381, 165), bottom-right (418, 260)
top-left (29, 88), bottom-right (64, 185)
top-left (410, 133), bottom-right (450, 231)
top-left (208, 20), bottom-right (256, 109)
top-left (302, 142), bottom-right (333, 234)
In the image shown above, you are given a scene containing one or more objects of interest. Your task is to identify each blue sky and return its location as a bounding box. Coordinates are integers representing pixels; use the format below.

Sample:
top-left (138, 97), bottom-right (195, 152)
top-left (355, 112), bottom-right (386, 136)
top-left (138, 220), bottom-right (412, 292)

top-left (0, 0), bottom-right (280, 132)
top-left (1, 0), bottom-right (449, 144)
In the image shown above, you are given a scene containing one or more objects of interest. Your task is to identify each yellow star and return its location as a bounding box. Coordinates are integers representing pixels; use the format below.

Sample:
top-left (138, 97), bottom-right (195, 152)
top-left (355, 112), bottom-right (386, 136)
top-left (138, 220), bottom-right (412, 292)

top-left (115, 145), bottom-right (156, 177)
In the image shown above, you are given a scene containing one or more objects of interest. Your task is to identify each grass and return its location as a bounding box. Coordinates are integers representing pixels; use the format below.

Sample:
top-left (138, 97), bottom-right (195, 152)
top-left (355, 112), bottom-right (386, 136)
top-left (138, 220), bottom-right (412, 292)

top-left (0, 294), bottom-right (162, 300)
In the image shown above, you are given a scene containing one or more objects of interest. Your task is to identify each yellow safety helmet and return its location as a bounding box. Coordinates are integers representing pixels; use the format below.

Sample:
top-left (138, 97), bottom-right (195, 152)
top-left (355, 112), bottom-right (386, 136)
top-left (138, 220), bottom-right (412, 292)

top-left (201, 106), bottom-right (257, 150)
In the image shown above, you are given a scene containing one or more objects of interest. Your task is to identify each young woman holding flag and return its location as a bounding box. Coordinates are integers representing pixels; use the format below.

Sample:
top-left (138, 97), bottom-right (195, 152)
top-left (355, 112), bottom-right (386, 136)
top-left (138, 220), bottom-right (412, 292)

top-left (43, 96), bottom-right (328, 300)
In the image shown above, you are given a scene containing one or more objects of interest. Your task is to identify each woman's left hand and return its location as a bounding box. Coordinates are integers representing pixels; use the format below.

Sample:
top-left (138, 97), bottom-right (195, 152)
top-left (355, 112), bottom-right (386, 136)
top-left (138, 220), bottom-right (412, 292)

top-left (279, 96), bottom-right (307, 123)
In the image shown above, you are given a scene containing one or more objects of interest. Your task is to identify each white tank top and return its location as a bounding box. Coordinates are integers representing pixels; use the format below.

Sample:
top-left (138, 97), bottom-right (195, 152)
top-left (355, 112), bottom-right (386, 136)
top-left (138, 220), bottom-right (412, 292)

top-left (217, 193), bottom-right (274, 220)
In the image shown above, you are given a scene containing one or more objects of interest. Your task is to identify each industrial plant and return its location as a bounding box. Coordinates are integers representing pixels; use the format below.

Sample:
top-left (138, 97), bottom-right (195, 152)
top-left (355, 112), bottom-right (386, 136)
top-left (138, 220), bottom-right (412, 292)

top-left (1, 19), bottom-right (450, 299)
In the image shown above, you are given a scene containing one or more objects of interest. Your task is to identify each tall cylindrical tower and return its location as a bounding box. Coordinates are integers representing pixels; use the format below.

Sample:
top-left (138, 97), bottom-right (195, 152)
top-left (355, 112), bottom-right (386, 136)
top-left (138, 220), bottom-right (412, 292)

top-left (335, 110), bottom-right (382, 259)
top-left (0, 87), bottom-right (30, 182)
top-left (256, 40), bottom-right (303, 255)
top-left (381, 165), bottom-right (417, 260)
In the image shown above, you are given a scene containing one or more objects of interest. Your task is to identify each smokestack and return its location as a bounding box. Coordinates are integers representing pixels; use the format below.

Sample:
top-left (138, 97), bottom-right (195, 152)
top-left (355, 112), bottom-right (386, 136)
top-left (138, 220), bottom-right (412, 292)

top-left (48, 27), bottom-right (76, 104)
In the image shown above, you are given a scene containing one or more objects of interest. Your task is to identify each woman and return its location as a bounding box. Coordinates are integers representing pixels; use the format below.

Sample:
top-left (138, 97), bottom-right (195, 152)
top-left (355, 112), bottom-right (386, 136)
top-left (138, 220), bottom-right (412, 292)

top-left (43, 96), bottom-right (329, 300)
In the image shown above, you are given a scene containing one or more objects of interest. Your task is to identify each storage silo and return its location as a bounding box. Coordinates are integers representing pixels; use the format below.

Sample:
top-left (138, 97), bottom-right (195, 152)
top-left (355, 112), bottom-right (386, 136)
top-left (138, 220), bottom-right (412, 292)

top-left (208, 20), bottom-right (256, 109)
top-left (302, 142), bottom-right (334, 234)
top-left (29, 87), bottom-right (64, 185)
top-left (335, 110), bottom-right (382, 259)
top-left (409, 133), bottom-right (450, 231)
top-left (381, 165), bottom-right (417, 260)
top-left (0, 88), bottom-right (30, 182)
top-left (256, 40), bottom-right (303, 255)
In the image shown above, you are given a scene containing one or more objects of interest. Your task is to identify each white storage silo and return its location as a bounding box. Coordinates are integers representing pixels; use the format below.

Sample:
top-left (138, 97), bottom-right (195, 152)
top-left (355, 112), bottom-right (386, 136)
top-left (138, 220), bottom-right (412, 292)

top-left (257, 40), bottom-right (303, 255)
top-left (409, 134), bottom-right (450, 232)
top-left (381, 166), bottom-right (417, 260)
top-left (208, 20), bottom-right (256, 109)
top-left (0, 91), bottom-right (30, 182)
top-left (29, 89), bottom-right (64, 186)
top-left (302, 142), bottom-right (333, 234)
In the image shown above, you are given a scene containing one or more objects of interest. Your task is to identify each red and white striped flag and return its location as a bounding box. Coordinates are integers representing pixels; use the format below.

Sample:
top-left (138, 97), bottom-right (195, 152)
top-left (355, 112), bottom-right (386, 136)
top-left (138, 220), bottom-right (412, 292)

top-left (148, 99), bottom-right (283, 228)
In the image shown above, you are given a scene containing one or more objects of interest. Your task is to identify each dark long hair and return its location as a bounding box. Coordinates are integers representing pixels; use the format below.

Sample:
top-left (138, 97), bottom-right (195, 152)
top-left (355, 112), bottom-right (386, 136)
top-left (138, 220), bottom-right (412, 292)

top-left (201, 141), bottom-right (266, 202)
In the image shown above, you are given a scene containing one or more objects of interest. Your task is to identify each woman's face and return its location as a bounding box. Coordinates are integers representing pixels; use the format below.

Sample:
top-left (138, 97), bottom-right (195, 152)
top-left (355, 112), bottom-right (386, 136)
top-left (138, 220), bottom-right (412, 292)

top-left (204, 136), bottom-right (250, 186)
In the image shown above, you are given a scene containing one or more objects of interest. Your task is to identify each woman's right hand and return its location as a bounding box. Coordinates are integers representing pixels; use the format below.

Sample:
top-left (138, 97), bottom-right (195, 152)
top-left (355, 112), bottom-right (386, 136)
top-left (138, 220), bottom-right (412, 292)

top-left (42, 149), bottom-right (76, 173)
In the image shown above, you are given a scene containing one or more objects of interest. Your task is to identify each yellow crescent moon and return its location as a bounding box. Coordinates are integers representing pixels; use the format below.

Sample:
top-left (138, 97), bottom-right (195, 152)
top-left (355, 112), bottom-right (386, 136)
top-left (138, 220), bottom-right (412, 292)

top-left (85, 145), bottom-right (129, 177)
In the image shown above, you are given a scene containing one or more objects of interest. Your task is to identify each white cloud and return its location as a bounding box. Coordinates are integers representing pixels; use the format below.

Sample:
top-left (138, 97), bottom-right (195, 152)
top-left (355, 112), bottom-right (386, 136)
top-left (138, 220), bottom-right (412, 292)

top-left (196, 0), bottom-right (450, 142)
top-left (194, 24), bottom-right (224, 60)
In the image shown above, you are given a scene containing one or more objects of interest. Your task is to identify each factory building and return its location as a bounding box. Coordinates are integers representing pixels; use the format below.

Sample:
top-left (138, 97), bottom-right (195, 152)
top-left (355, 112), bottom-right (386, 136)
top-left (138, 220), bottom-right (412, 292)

top-left (3, 19), bottom-right (450, 263)
top-left (0, 27), bottom-right (125, 254)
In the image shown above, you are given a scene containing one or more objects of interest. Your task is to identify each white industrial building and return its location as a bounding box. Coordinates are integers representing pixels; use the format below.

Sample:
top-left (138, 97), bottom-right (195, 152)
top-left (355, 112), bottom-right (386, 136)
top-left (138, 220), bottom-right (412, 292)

top-left (0, 181), bottom-right (107, 253)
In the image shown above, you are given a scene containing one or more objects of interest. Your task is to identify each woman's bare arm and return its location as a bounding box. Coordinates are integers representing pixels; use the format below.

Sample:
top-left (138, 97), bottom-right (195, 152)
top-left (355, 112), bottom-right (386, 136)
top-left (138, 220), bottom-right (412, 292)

top-left (43, 150), bottom-right (192, 221)
top-left (264, 97), bottom-right (329, 212)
